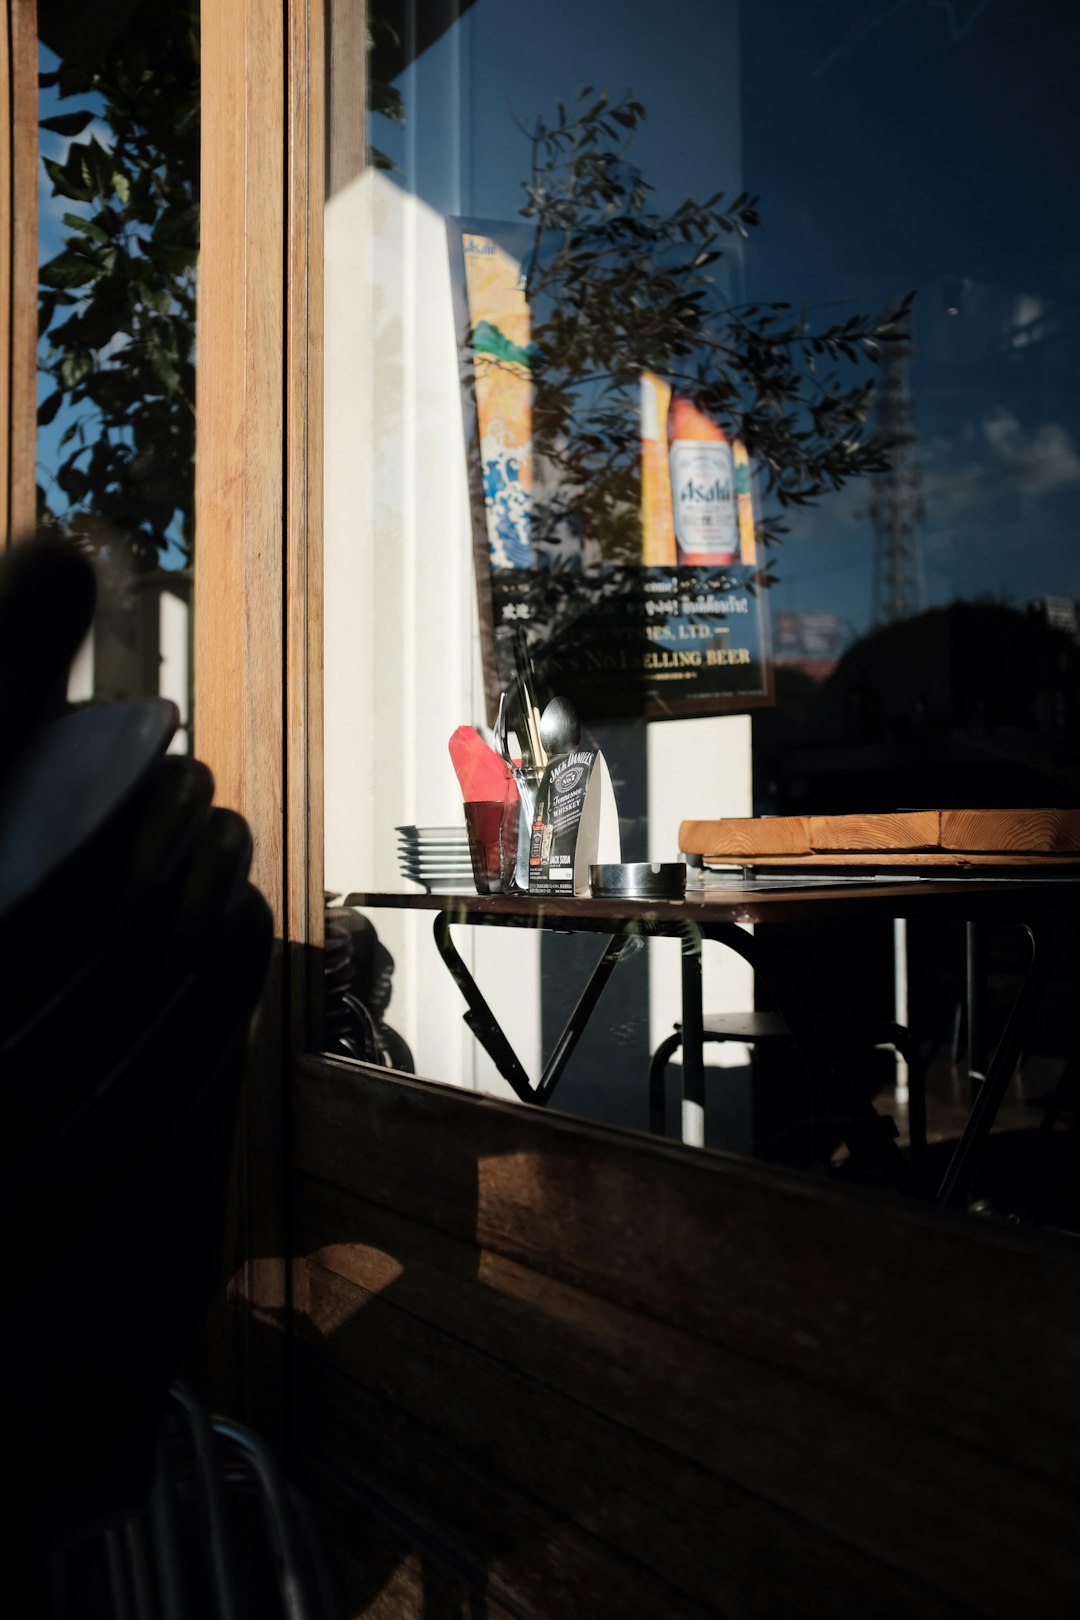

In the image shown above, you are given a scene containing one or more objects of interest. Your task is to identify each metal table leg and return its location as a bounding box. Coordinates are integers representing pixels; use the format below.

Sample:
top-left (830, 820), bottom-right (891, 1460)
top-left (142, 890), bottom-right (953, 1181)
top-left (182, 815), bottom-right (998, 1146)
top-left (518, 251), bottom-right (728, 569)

top-left (534, 931), bottom-right (636, 1106)
top-left (679, 923), bottom-right (706, 1147)
top-left (966, 920), bottom-right (986, 1102)
top-left (939, 920), bottom-right (1049, 1208)
top-left (433, 911), bottom-right (532, 1100)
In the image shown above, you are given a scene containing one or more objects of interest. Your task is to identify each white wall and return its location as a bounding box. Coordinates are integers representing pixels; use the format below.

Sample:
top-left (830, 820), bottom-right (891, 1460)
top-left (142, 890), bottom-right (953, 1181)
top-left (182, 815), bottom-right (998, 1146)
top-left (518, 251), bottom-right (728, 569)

top-left (323, 169), bottom-right (541, 1093)
top-left (160, 586), bottom-right (190, 754)
top-left (648, 714), bottom-right (754, 1064)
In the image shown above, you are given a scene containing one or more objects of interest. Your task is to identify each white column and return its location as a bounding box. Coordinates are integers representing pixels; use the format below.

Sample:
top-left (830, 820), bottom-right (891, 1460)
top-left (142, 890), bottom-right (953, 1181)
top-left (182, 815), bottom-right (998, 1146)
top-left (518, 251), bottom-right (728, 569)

top-left (647, 713), bottom-right (754, 1067)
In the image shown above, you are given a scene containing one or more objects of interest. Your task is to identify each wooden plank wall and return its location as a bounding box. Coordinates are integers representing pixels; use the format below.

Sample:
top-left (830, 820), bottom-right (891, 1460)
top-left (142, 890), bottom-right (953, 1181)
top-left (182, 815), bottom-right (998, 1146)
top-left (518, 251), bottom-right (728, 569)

top-left (293, 1056), bottom-right (1080, 1619)
top-left (1, 0), bottom-right (38, 545)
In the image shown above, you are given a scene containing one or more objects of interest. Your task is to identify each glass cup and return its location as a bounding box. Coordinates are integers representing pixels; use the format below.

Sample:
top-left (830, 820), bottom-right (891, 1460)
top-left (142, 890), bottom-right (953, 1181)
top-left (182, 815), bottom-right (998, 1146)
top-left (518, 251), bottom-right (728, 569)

top-left (497, 790), bottom-right (520, 892)
top-left (503, 766), bottom-right (540, 894)
top-left (464, 799), bottom-right (505, 894)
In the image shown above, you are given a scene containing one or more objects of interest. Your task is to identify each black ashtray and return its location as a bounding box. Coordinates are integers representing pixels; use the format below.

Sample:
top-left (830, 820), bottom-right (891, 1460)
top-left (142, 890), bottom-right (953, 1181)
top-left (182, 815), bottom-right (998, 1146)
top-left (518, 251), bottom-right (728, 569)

top-left (589, 862), bottom-right (686, 900)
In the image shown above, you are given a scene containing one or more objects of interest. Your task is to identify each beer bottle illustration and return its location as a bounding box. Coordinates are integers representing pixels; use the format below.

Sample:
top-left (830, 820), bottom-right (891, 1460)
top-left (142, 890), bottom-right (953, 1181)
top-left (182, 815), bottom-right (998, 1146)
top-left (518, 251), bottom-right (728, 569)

top-left (667, 395), bottom-right (738, 565)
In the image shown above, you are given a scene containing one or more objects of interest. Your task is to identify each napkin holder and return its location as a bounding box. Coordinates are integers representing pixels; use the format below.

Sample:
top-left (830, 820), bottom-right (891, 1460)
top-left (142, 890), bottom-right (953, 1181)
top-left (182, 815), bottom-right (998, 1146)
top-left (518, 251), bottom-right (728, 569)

top-left (527, 749), bottom-right (620, 896)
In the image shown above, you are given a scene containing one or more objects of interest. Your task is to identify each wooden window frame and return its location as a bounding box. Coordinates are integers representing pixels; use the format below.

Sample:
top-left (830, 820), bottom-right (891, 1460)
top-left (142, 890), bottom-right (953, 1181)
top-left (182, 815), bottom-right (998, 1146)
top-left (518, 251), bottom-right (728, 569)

top-left (194, 0), bottom-right (324, 1426)
top-left (1, 0), bottom-right (37, 542)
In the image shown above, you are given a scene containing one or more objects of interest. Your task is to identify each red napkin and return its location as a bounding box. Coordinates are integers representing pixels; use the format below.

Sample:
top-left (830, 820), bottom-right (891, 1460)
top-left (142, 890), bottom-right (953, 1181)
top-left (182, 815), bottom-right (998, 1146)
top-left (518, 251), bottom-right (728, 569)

top-left (449, 726), bottom-right (512, 802)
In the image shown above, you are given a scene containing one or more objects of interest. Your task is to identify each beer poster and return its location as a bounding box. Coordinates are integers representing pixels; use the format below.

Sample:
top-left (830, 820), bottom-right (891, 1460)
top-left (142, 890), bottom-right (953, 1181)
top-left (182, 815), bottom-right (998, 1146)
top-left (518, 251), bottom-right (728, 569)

top-left (448, 217), bottom-right (773, 722)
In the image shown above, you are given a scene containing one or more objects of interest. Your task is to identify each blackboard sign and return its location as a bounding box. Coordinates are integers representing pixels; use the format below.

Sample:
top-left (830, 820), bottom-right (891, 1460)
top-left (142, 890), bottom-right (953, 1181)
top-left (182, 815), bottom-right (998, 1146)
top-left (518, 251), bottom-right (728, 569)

top-left (448, 217), bottom-right (773, 723)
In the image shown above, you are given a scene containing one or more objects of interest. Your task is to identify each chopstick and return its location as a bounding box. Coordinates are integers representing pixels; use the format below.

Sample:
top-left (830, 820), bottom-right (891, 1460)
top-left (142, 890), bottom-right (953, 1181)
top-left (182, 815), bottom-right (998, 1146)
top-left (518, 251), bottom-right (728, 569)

top-left (513, 628), bottom-right (547, 770)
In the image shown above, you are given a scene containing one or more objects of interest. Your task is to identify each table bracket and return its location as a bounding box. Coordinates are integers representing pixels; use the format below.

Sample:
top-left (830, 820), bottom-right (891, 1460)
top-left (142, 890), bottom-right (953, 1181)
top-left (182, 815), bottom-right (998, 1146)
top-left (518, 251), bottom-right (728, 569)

top-left (433, 911), bottom-right (634, 1107)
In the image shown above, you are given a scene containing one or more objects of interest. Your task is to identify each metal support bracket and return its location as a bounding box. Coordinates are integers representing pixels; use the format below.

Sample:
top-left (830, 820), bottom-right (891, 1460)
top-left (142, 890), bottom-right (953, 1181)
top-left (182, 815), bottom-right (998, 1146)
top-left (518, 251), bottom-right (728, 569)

top-left (433, 910), bottom-right (635, 1107)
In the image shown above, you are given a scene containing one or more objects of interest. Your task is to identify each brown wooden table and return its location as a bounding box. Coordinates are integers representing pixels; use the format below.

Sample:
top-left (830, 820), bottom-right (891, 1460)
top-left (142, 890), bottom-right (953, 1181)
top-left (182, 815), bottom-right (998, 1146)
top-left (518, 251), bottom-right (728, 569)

top-left (346, 873), bottom-right (1080, 1204)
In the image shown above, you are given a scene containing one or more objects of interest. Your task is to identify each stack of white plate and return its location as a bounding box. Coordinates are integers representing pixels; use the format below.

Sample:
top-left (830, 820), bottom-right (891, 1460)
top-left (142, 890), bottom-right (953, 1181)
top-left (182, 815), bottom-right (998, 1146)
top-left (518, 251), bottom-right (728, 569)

top-left (396, 824), bottom-right (474, 892)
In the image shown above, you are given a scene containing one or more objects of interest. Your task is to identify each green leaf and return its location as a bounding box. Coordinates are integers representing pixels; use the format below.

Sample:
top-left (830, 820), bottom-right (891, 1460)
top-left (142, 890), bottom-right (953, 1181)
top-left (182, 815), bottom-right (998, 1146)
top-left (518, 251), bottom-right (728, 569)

top-left (40, 110), bottom-right (96, 137)
top-left (40, 252), bottom-right (97, 290)
top-left (42, 156), bottom-right (94, 203)
top-left (56, 462), bottom-right (90, 501)
top-left (62, 213), bottom-right (112, 244)
top-left (149, 350), bottom-right (181, 394)
top-left (143, 242), bottom-right (194, 276)
top-left (37, 390), bottom-right (64, 426)
top-left (38, 293), bottom-right (58, 336)
top-left (79, 137), bottom-right (114, 197)
top-left (60, 351), bottom-right (93, 388)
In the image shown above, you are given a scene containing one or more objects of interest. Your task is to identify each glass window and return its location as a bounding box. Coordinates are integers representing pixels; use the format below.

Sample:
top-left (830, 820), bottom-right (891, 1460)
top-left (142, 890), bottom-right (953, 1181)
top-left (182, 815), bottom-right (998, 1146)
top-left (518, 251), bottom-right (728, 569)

top-left (746, 0), bottom-right (1080, 813)
top-left (323, 1), bottom-right (1080, 1221)
top-left (36, 0), bottom-right (198, 748)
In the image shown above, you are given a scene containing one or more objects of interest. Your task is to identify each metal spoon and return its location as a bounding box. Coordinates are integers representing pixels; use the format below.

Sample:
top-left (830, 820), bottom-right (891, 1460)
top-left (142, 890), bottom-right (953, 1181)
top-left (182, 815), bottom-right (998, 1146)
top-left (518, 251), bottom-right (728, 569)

top-left (493, 691), bottom-right (511, 764)
top-left (494, 689), bottom-right (536, 888)
top-left (539, 696), bottom-right (580, 759)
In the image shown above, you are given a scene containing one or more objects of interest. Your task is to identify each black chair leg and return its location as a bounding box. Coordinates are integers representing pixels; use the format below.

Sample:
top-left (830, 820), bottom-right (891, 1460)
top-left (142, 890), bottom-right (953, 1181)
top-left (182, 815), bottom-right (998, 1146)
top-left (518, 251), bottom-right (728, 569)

top-left (649, 1032), bottom-right (684, 1136)
top-left (906, 1042), bottom-right (928, 1191)
top-left (882, 1025), bottom-right (927, 1190)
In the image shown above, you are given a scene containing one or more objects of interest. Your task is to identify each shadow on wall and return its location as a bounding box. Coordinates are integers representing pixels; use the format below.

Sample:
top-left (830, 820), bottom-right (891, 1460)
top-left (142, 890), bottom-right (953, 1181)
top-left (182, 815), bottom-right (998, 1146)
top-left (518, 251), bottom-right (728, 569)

top-left (249, 1056), bottom-right (1080, 1620)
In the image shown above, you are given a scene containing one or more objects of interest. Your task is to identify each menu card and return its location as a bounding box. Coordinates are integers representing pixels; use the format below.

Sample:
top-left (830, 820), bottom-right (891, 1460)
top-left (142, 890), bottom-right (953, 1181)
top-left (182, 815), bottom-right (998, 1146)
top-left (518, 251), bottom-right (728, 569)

top-left (527, 749), bottom-right (621, 895)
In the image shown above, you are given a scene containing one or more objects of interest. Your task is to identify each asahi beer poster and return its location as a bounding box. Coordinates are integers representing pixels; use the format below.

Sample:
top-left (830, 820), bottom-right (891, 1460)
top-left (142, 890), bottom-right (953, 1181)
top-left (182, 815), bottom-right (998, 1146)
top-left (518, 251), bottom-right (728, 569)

top-left (448, 218), bottom-right (772, 722)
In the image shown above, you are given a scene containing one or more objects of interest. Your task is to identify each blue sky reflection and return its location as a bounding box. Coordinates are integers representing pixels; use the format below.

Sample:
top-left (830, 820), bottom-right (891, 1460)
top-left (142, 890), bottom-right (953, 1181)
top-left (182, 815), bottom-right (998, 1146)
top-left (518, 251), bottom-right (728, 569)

top-left (374, 0), bottom-right (1080, 647)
